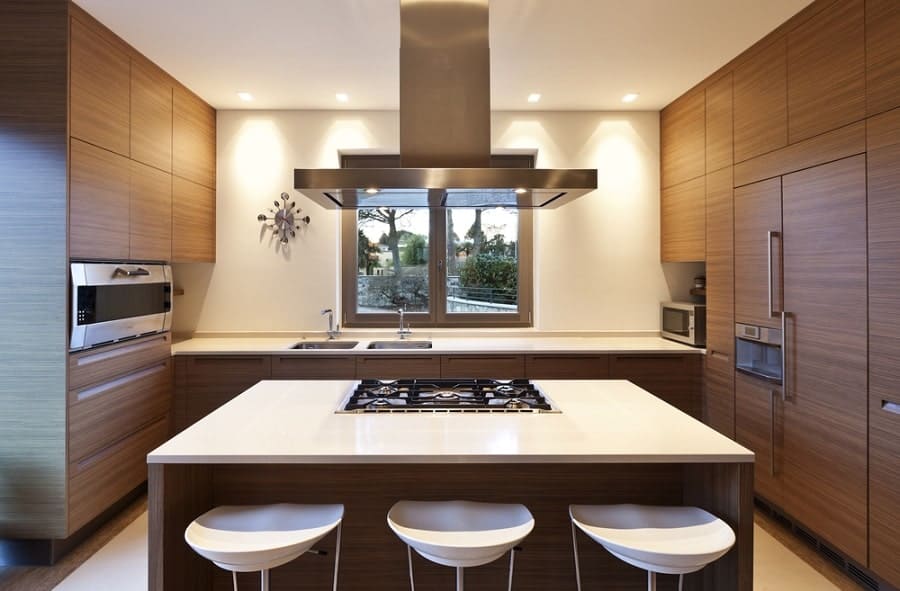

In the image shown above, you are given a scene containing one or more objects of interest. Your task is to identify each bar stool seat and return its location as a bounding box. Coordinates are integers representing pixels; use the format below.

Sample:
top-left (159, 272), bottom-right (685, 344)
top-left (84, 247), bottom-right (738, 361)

top-left (388, 500), bottom-right (534, 590)
top-left (569, 504), bottom-right (735, 590)
top-left (185, 503), bottom-right (344, 591)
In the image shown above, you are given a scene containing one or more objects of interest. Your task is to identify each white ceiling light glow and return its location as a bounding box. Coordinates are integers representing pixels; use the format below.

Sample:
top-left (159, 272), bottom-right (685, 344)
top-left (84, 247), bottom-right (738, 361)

top-left (336, 93), bottom-right (349, 103)
top-left (621, 93), bottom-right (640, 103)
top-left (527, 93), bottom-right (541, 103)
top-left (237, 92), bottom-right (253, 102)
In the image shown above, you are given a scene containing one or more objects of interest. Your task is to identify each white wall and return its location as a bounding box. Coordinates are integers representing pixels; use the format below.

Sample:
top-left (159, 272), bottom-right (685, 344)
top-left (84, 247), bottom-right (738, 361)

top-left (172, 109), bottom-right (702, 334)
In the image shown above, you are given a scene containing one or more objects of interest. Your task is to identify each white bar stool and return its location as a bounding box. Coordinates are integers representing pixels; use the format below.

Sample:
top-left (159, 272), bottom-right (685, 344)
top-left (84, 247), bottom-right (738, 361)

top-left (387, 500), bottom-right (534, 591)
top-left (184, 503), bottom-right (344, 591)
top-left (569, 504), bottom-right (735, 591)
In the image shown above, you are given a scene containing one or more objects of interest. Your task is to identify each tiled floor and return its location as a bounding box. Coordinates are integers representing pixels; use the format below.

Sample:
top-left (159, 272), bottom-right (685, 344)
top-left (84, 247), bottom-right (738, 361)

top-left (0, 501), bottom-right (864, 591)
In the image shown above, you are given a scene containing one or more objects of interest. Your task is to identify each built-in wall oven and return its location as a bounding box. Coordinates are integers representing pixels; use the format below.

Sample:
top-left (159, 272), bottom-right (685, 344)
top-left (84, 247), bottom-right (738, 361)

top-left (70, 262), bottom-right (172, 351)
top-left (735, 322), bottom-right (783, 384)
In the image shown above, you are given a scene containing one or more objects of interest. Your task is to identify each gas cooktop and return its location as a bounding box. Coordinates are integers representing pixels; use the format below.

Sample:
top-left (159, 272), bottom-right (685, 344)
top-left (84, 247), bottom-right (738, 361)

top-left (337, 379), bottom-right (559, 413)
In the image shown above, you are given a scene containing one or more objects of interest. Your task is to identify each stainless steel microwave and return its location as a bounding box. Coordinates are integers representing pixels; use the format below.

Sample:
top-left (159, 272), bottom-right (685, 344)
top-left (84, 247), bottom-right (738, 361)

top-left (660, 302), bottom-right (706, 347)
top-left (70, 262), bottom-right (172, 351)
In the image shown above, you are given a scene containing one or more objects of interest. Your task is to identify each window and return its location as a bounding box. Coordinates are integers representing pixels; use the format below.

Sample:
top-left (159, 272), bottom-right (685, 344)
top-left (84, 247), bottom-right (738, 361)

top-left (341, 156), bottom-right (533, 328)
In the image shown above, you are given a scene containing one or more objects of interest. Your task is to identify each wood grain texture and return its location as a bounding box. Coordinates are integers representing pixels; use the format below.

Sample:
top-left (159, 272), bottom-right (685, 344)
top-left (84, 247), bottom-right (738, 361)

top-left (130, 159), bottom-right (172, 261)
top-left (661, 176), bottom-right (705, 262)
top-left (356, 355), bottom-right (442, 379)
top-left (69, 138), bottom-right (131, 260)
top-left (786, 0), bottom-right (865, 143)
top-left (68, 417), bottom-right (169, 534)
top-left (733, 177), bottom-right (782, 329)
top-left (67, 358), bottom-right (171, 463)
top-left (149, 462), bottom-right (753, 591)
top-left (705, 166), bottom-right (734, 359)
top-left (440, 354), bottom-right (525, 378)
top-left (704, 353), bottom-right (735, 438)
top-left (660, 88), bottom-right (705, 188)
top-left (705, 74), bottom-right (733, 173)
top-left (733, 36), bottom-right (787, 163)
top-left (609, 354), bottom-right (702, 419)
top-left (866, 0), bottom-right (900, 116)
top-left (130, 56), bottom-right (173, 172)
top-left (523, 354), bottom-right (609, 379)
top-left (69, 333), bottom-right (171, 390)
top-left (866, 107), bottom-right (900, 588)
top-left (173, 86), bottom-right (216, 189)
top-left (734, 372), bottom-right (783, 506)
top-left (781, 155), bottom-right (868, 564)
top-left (733, 120), bottom-right (865, 187)
top-left (174, 356), bottom-right (271, 432)
top-left (0, 0), bottom-right (69, 540)
top-left (172, 175), bottom-right (215, 262)
top-left (271, 355), bottom-right (356, 379)
top-left (69, 16), bottom-right (130, 157)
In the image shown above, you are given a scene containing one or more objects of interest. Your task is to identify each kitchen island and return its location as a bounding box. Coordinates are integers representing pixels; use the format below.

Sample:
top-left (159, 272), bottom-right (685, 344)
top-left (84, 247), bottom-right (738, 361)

top-left (148, 379), bottom-right (753, 591)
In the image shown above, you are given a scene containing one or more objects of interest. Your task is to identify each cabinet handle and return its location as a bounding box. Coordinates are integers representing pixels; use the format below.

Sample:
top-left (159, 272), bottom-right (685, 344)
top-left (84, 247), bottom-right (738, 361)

top-left (780, 311), bottom-right (788, 402)
top-left (74, 333), bottom-right (169, 367)
top-left (770, 389), bottom-right (776, 476)
top-left (882, 400), bottom-right (900, 415)
top-left (767, 230), bottom-right (780, 318)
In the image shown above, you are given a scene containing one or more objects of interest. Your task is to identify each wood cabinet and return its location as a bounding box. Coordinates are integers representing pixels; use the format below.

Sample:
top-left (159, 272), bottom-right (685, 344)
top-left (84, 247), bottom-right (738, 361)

top-left (69, 16), bottom-right (130, 157)
top-left (609, 354), bottom-right (701, 419)
top-left (131, 57), bottom-right (173, 172)
top-left (705, 74), bottom-right (733, 173)
top-left (660, 176), bottom-right (705, 262)
top-left (174, 356), bottom-right (271, 432)
top-left (173, 176), bottom-right (216, 262)
top-left (866, 0), bottom-right (900, 116)
top-left (866, 108), bottom-right (900, 587)
top-left (130, 160), bottom-right (172, 261)
top-left (733, 37), bottom-right (787, 163)
top-left (786, 0), bottom-right (865, 143)
top-left (734, 372), bottom-right (783, 506)
top-left (781, 155), bottom-right (868, 564)
top-left (174, 86), bottom-right (216, 189)
top-left (705, 353), bottom-right (736, 438)
top-left (733, 177), bottom-right (782, 329)
top-left (524, 354), bottom-right (609, 379)
top-left (69, 138), bottom-right (131, 260)
top-left (440, 355), bottom-right (525, 379)
top-left (660, 89), bottom-right (705, 188)
top-left (356, 355), bottom-right (441, 379)
top-left (271, 355), bottom-right (356, 379)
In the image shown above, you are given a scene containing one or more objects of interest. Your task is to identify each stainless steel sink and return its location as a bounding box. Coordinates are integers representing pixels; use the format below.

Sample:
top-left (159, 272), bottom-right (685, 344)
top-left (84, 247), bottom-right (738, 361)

top-left (290, 341), bottom-right (359, 350)
top-left (366, 341), bottom-right (432, 350)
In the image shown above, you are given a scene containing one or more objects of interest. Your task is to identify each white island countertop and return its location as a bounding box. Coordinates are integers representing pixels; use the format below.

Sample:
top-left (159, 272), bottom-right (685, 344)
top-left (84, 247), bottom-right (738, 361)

top-left (148, 379), bottom-right (751, 465)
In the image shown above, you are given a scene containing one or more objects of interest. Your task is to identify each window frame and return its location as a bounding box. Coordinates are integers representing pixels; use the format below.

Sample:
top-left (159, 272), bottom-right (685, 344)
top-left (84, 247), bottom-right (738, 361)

top-left (340, 155), bottom-right (534, 329)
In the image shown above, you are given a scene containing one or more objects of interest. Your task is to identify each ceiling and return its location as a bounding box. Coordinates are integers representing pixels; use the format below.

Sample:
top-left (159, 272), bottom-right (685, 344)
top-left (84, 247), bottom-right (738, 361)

top-left (77, 0), bottom-right (812, 111)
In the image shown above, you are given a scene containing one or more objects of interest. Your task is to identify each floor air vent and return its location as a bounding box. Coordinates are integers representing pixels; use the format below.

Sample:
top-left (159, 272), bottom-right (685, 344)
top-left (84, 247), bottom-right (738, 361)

top-left (846, 564), bottom-right (879, 591)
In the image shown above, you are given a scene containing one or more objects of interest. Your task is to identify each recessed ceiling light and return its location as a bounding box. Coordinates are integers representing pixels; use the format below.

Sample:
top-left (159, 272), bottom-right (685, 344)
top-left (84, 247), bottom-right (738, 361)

top-left (336, 93), bottom-right (349, 103)
top-left (527, 93), bottom-right (541, 103)
top-left (365, 187), bottom-right (379, 194)
top-left (514, 188), bottom-right (527, 194)
top-left (621, 93), bottom-right (640, 103)
top-left (237, 92), bottom-right (253, 102)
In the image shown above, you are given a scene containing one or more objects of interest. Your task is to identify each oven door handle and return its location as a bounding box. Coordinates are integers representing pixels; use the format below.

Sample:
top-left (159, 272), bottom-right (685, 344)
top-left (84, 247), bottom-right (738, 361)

top-left (114, 266), bottom-right (151, 277)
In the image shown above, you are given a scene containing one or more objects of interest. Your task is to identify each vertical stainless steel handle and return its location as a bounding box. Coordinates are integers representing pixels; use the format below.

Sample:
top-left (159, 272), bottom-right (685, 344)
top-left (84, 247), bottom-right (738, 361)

top-left (770, 389), bottom-right (776, 476)
top-left (780, 311), bottom-right (788, 402)
top-left (767, 231), bottom-right (779, 318)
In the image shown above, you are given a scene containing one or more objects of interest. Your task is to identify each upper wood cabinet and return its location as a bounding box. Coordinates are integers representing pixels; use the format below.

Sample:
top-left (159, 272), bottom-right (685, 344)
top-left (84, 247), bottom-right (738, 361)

top-left (866, 0), bottom-right (900, 116)
top-left (131, 57), bottom-right (173, 172)
top-left (174, 86), bottom-right (216, 189)
top-left (705, 74), bottom-right (733, 173)
top-left (69, 138), bottom-right (131, 260)
top-left (172, 176), bottom-right (215, 262)
top-left (661, 176), bottom-right (705, 262)
top-left (130, 160), bottom-right (172, 262)
top-left (733, 37), bottom-right (787, 163)
top-left (787, 0), bottom-right (865, 143)
top-left (70, 17), bottom-right (130, 157)
top-left (660, 89), bottom-right (705, 188)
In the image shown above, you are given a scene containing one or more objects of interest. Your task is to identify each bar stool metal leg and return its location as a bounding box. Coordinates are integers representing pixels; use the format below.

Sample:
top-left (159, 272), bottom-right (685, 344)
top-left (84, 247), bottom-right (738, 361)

top-left (332, 522), bottom-right (343, 591)
top-left (507, 548), bottom-right (516, 591)
top-left (647, 570), bottom-right (656, 591)
top-left (261, 568), bottom-right (270, 591)
top-left (232, 571), bottom-right (239, 591)
top-left (456, 566), bottom-right (464, 591)
top-left (571, 521), bottom-right (583, 591)
top-left (406, 545), bottom-right (416, 591)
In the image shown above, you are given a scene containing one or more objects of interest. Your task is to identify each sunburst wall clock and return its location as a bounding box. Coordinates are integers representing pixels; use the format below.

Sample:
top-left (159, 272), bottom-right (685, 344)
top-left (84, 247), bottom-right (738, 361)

top-left (257, 192), bottom-right (310, 244)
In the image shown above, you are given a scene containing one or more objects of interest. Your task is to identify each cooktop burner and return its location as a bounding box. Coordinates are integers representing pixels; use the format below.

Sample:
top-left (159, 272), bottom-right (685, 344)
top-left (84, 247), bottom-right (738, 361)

top-left (337, 379), bottom-right (559, 413)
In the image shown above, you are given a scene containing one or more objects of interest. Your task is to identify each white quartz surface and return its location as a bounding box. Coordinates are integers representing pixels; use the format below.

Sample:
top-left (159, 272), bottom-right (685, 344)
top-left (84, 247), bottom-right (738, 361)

top-left (148, 380), bottom-right (751, 464)
top-left (170, 335), bottom-right (702, 355)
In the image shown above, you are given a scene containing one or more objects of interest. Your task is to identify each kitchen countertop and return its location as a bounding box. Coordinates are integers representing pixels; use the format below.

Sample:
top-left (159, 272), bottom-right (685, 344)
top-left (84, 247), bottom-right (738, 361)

top-left (170, 334), bottom-right (704, 355)
top-left (148, 379), bottom-right (751, 464)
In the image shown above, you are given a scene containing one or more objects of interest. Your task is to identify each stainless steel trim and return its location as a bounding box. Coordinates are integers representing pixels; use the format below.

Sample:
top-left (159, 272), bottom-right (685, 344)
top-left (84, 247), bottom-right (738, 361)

top-left (780, 311), bottom-right (788, 401)
top-left (767, 230), bottom-right (778, 318)
top-left (735, 322), bottom-right (782, 345)
top-left (735, 366), bottom-right (783, 385)
top-left (882, 400), bottom-right (900, 415)
top-left (769, 389), bottom-right (776, 476)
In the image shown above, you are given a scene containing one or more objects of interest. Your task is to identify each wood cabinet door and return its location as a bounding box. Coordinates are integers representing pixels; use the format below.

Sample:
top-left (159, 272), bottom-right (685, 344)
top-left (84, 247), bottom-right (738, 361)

top-left (173, 86), bottom-right (216, 189)
top-left (866, 0), bottom-right (900, 116)
top-left (661, 176), bottom-right (705, 262)
top-left (69, 138), bottom-right (131, 260)
top-left (176, 356), bottom-right (271, 431)
top-left (609, 354), bottom-right (701, 419)
top-left (524, 355), bottom-right (609, 379)
top-left (441, 355), bottom-right (525, 379)
top-left (130, 160), bottom-right (172, 262)
top-left (733, 177), bottom-right (782, 329)
top-left (660, 89), bottom-right (705, 188)
top-left (705, 74), bottom-right (733, 174)
top-left (70, 17), bottom-right (130, 157)
top-left (356, 355), bottom-right (441, 379)
top-left (131, 57), bottom-right (173, 172)
top-left (733, 37), bottom-right (787, 163)
top-left (786, 0), bottom-right (865, 143)
top-left (271, 356), bottom-right (356, 379)
top-left (782, 155), bottom-right (868, 564)
top-left (172, 176), bottom-right (215, 262)
top-left (866, 108), bottom-right (900, 587)
top-left (705, 352), bottom-right (735, 438)
top-left (734, 372), bottom-right (782, 505)
top-left (705, 166), bottom-right (734, 359)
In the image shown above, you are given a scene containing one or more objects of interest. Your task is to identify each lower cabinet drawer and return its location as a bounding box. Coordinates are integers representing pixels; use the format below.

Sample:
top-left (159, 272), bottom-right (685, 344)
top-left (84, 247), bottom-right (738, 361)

top-left (271, 355), bottom-right (356, 379)
top-left (68, 359), bottom-right (172, 463)
top-left (356, 355), bottom-right (441, 379)
top-left (441, 355), bottom-right (525, 378)
top-left (524, 354), bottom-right (609, 378)
top-left (68, 333), bottom-right (171, 390)
top-left (68, 416), bottom-right (169, 534)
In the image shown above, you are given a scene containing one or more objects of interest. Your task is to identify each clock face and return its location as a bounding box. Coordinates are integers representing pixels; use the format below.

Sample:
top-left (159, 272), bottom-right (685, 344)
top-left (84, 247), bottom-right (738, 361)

top-left (257, 192), bottom-right (309, 244)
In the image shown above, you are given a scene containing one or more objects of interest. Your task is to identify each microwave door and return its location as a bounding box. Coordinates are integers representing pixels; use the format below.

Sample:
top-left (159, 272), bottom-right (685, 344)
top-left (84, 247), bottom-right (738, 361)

top-left (662, 308), bottom-right (690, 336)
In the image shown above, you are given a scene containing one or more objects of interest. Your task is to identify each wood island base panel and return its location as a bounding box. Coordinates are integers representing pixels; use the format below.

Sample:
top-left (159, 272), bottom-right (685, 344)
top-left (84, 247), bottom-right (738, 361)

top-left (149, 462), bottom-right (753, 591)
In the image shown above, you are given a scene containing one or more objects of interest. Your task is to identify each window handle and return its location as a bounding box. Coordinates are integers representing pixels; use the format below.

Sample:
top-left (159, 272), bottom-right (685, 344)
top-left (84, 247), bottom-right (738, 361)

top-left (438, 259), bottom-right (443, 272)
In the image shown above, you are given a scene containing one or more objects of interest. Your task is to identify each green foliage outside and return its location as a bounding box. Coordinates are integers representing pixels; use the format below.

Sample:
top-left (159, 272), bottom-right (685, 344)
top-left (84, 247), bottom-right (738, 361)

top-left (458, 254), bottom-right (517, 296)
top-left (401, 234), bottom-right (428, 265)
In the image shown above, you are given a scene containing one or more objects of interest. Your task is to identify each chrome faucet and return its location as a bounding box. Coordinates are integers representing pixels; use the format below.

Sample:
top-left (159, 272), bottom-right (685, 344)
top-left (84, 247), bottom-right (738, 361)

top-left (321, 308), bottom-right (341, 340)
top-left (397, 308), bottom-right (412, 339)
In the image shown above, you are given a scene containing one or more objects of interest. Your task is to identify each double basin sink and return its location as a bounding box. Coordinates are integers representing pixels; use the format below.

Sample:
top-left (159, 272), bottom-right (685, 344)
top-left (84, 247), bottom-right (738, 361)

top-left (290, 340), bottom-right (432, 350)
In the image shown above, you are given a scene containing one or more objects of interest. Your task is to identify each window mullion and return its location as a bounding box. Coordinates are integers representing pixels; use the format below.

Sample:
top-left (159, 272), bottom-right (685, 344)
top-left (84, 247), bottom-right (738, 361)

top-left (431, 207), bottom-right (447, 324)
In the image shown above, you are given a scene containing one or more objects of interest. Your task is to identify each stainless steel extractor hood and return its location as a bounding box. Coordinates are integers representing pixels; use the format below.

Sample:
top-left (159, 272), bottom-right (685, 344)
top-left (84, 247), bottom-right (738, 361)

top-left (294, 0), bottom-right (597, 209)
